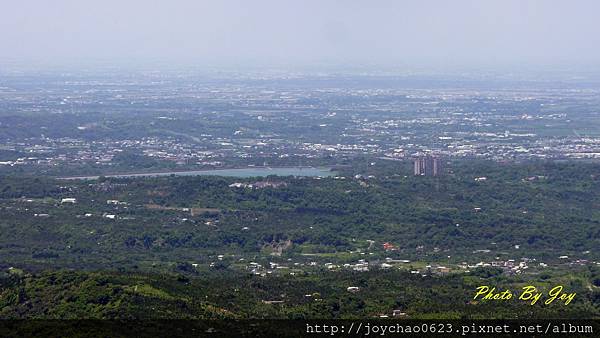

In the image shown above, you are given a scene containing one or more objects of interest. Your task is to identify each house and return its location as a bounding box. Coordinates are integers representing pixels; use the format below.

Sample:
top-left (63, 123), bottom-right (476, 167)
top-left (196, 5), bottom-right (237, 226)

top-left (353, 263), bottom-right (369, 272)
top-left (383, 242), bottom-right (396, 251)
top-left (380, 263), bottom-right (393, 269)
top-left (61, 198), bottom-right (77, 204)
top-left (347, 286), bottom-right (360, 293)
top-left (437, 266), bottom-right (451, 273)
top-left (392, 310), bottom-right (407, 317)
top-left (107, 200), bottom-right (127, 205)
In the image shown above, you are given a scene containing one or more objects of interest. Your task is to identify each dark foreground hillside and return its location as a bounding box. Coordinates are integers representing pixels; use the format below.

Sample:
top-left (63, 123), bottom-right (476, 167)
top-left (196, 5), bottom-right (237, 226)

top-left (1, 268), bottom-right (599, 319)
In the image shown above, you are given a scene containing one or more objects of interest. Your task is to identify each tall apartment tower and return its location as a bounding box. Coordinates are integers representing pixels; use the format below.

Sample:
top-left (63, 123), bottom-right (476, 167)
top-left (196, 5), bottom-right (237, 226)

top-left (414, 156), bottom-right (443, 176)
top-left (414, 158), bottom-right (423, 176)
top-left (432, 157), bottom-right (443, 176)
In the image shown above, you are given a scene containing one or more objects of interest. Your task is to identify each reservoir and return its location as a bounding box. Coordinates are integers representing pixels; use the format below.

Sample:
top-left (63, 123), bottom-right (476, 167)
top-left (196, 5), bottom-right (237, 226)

top-left (60, 166), bottom-right (336, 180)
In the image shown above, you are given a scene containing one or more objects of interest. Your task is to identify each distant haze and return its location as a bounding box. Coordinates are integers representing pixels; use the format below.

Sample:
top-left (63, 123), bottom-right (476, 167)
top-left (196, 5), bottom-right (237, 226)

top-left (1, 0), bottom-right (599, 71)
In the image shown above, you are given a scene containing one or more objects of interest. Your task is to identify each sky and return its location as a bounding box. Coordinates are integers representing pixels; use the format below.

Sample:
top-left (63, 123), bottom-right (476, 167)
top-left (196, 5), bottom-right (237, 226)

top-left (1, 0), bottom-right (599, 71)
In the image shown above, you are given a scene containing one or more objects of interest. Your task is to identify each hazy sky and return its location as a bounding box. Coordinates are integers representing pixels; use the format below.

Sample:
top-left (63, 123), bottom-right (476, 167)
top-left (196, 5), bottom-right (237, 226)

top-left (1, 0), bottom-right (599, 70)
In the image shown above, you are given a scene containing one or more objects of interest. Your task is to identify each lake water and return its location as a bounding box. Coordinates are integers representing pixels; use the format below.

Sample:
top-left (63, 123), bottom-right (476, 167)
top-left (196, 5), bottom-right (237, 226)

top-left (61, 167), bottom-right (336, 180)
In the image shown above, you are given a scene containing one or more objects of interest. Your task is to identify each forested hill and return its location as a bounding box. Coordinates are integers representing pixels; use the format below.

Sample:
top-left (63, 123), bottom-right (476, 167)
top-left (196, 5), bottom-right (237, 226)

top-left (0, 160), bottom-right (599, 273)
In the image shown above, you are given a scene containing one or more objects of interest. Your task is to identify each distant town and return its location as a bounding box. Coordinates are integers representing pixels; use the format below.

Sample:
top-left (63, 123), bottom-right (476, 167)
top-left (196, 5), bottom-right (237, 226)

top-left (1, 72), bottom-right (600, 176)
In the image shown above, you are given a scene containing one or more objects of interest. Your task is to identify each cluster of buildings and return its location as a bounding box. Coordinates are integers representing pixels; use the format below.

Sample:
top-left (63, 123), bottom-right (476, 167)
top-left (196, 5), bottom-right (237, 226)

top-left (228, 181), bottom-right (287, 189)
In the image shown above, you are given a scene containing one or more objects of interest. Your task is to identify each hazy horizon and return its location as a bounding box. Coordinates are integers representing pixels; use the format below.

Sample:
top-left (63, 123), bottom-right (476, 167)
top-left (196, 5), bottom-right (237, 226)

top-left (1, 0), bottom-right (600, 72)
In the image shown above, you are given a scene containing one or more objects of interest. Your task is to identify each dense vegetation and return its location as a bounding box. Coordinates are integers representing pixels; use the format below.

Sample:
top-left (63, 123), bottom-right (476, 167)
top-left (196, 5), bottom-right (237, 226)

top-left (2, 267), bottom-right (599, 319)
top-left (1, 159), bottom-right (600, 319)
top-left (1, 160), bottom-right (599, 268)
